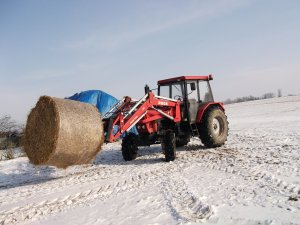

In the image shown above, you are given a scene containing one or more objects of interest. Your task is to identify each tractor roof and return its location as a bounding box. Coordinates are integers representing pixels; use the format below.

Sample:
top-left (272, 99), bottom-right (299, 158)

top-left (157, 75), bottom-right (213, 85)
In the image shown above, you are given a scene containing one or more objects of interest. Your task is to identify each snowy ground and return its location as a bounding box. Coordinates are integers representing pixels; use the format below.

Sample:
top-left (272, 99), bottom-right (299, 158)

top-left (0, 96), bottom-right (300, 225)
top-left (0, 148), bottom-right (25, 161)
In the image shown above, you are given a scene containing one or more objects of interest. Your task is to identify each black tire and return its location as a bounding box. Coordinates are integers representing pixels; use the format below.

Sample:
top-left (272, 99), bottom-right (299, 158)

top-left (121, 133), bottom-right (138, 161)
top-left (161, 130), bottom-right (176, 162)
top-left (199, 107), bottom-right (228, 148)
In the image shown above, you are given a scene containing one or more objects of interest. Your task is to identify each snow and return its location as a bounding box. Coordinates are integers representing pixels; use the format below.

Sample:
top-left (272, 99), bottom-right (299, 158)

top-left (0, 148), bottom-right (25, 161)
top-left (1, 96), bottom-right (300, 225)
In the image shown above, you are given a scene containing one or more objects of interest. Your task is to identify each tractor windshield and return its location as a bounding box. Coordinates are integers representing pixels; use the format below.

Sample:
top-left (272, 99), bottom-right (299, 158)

top-left (158, 82), bottom-right (184, 100)
top-left (158, 80), bottom-right (213, 102)
top-left (159, 85), bottom-right (169, 98)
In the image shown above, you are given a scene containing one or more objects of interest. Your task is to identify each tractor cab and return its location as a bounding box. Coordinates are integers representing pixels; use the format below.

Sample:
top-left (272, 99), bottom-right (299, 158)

top-left (157, 75), bottom-right (214, 123)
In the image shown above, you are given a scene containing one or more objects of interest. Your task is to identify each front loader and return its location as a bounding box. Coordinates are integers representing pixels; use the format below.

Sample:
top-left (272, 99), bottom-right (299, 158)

top-left (103, 75), bottom-right (228, 162)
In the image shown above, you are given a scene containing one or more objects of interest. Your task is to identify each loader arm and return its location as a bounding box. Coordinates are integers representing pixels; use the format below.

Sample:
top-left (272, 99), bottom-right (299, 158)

top-left (104, 92), bottom-right (181, 143)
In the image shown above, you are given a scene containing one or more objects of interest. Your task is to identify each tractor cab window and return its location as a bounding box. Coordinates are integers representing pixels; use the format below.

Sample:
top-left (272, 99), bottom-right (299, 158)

top-left (186, 81), bottom-right (199, 102)
top-left (199, 81), bottom-right (214, 102)
top-left (158, 85), bottom-right (170, 98)
top-left (158, 83), bottom-right (184, 100)
top-left (171, 83), bottom-right (184, 100)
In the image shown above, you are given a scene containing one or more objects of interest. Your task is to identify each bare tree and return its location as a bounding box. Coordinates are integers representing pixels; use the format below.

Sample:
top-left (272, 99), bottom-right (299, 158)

top-left (261, 92), bottom-right (275, 99)
top-left (0, 115), bottom-right (24, 152)
top-left (278, 89), bottom-right (282, 97)
top-left (0, 115), bottom-right (17, 134)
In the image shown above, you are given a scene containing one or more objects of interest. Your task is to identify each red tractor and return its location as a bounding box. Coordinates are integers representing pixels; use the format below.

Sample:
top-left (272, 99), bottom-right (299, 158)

top-left (103, 75), bottom-right (228, 162)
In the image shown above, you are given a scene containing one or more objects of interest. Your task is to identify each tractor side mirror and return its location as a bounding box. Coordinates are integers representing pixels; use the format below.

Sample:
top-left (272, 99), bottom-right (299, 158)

top-left (190, 83), bottom-right (196, 91)
top-left (144, 84), bottom-right (150, 94)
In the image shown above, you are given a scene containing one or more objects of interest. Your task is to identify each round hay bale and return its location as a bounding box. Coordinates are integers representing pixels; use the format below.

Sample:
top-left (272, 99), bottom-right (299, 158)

top-left (24, 96), bottom-right (104, 168)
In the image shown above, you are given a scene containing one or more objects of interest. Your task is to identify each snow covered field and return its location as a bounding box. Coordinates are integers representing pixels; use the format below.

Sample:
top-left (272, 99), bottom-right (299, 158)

top-left (0, 96), bottom-right (300, 225)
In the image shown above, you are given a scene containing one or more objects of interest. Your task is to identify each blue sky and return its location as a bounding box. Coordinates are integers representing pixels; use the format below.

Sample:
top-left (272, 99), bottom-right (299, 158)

top-left (1, 0), bottom-right (299, 122)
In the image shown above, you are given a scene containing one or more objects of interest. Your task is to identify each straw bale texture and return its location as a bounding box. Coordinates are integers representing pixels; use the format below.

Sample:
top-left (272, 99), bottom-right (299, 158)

top-left (24, 96), bottom-right (104, 168)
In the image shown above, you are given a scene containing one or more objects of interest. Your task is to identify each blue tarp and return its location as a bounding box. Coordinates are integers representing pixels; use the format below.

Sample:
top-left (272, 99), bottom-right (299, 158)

top-left (67, 90), bottom-right (138, 136)
top-left (68, 90), bottom-right (118, 115)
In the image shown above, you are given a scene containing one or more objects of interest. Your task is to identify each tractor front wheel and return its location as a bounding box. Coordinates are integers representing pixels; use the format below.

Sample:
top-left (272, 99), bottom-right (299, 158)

top-left (199, 107), bottom-right (228, 148)
top-left (122, 133), bottom-right (138, 161)
top-left (161, 130), bottom-right (176, 162)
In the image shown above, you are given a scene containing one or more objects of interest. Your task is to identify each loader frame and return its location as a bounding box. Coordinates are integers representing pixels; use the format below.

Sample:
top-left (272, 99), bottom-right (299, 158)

top-left (103, 92), bottom-right (181, 143)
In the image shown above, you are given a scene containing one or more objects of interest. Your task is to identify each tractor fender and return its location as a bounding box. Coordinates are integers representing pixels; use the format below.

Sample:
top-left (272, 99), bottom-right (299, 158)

top-left (196, 102), bottom-right (225, 123)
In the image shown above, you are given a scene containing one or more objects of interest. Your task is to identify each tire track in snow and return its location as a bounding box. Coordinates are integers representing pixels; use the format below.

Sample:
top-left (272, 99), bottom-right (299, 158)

top-left (183, 142), bottom-right (300, 207)
top-left (0, 173), bottom-right (149, 224)
top-left (200, 149), bottom-right (300, 197)
top-left (186, 141), bottom-right (300, 200)
top-left (0, 165), bottom-right (139, 205)
top-left (227, 133), bottom-right (300, 196)
top-left (0, 147), bottom-right (226, 206)
top-left (0, 146), bottom-right (163, 206)
top-left (0, 160), bottom-right (188, 224)
top-left (161, 174), bottom-right (212, 223)
top-left (1, 130), bottom-right (299, 224)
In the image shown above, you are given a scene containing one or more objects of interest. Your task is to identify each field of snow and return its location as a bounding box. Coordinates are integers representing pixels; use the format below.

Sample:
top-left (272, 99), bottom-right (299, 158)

top-left (0, 96), bottom-right (300, 225)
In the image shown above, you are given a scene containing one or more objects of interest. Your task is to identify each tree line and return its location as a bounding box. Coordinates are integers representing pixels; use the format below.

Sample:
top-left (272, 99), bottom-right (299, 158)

top-left (223, 89), bottom-right (285, 105)
top-left (0, 115), bottom-right (23, 149)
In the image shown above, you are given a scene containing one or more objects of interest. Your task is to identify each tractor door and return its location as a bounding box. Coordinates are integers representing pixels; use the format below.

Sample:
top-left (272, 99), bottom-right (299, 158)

top-left (185, 80), bottom-right (214, 123)
top-left (185, 81), bottom-right (200, 123)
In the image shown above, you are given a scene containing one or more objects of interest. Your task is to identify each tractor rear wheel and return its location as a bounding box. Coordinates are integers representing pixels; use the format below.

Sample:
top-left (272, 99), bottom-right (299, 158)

top-left (161, 130), bottom-right (176, 162)
top-left (122, 133), bottom-right (138, 161)
top-left (199, 107), bottom-right (228, 148)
